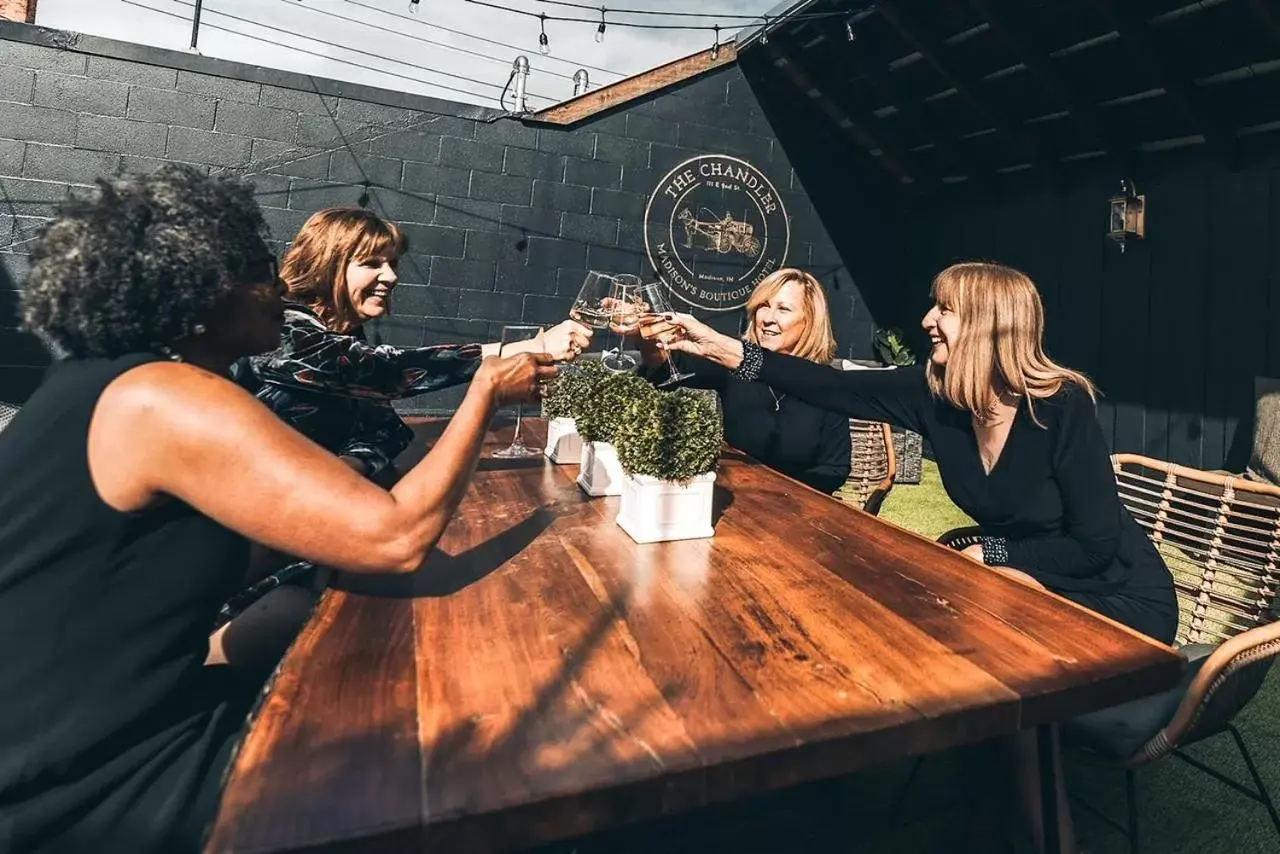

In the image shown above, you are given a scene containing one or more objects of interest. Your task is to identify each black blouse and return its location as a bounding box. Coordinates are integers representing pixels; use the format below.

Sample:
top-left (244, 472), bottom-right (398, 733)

top-left (240, 303), bottom-right (481, 476)
top-left (755, 350), bottom-right (1175, 601)
top-left (648, 353), bottom-right (852, 494)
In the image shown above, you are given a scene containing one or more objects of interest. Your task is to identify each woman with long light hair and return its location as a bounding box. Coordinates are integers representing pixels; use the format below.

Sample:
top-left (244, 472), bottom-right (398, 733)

top-left (637, 267), bottom-right (850, 494)
top-left (646, 260), bottom-right (1176, 853)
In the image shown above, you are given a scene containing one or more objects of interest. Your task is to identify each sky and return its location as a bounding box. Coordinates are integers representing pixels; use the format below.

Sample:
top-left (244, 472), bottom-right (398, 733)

top-left (36, 0), bottom-right (782, 111)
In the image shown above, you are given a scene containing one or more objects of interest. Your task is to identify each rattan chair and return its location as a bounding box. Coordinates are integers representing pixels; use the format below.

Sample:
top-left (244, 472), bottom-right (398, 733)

top-left (0, 401), bottom-right (18, 435)
top-left (834, 419), bottom-right (896, 514)
top-left (935, 454), bottom-right (1280, 852)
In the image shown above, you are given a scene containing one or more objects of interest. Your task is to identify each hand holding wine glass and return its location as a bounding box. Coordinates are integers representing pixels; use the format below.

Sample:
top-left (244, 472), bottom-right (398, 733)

top-left (540, 318), bottom-right (593, 362)
top-left (569, 271), bottom-right (640, 370)
top-left (476, 351), bottom-right (557, 406)
top-left (649, 310), bottom-right (743, 368)
top-left (624, 280), bottom-right (696, 387)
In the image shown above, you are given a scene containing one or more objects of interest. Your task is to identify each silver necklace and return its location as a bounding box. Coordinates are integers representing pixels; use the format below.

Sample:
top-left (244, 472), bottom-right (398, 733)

top-left (768, 385), bottom-right (785, 412)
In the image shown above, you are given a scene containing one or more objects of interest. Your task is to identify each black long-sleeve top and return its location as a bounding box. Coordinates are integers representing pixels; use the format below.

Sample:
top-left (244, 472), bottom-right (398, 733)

top-left (644, 354), bottom-right (852, 495)
top-left (244, 303), bottom-right (481, 475)
top-left (755, 351), bottom-right (1175, 599)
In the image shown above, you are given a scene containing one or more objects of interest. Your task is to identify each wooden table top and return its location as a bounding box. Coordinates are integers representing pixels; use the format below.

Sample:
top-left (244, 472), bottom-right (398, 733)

top-left (207, 419), bottom-right (1183, 853)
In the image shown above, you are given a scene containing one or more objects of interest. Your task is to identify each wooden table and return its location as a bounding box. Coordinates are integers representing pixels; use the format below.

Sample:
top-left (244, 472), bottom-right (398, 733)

top-left (207, 419), bottom-right (1183, 853)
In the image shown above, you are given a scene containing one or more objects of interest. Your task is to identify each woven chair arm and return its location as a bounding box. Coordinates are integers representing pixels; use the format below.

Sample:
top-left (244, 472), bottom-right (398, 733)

top-left (937, 526), bottom-right (984, 550)
top-left (1136, 620), bottom-right (1280, 764)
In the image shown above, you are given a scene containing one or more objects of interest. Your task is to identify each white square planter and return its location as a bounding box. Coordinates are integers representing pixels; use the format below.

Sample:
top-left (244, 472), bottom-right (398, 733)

top-left (615, 471), bottom-right (717, 544)
top-left (544, 417), bottom-right (582, 464)
top-left (577, 441), bottom-right (625, 496)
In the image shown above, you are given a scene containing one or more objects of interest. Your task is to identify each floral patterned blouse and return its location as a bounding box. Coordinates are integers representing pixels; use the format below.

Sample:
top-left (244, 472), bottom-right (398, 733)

top-left (237, 302), bottom-right (482, 476)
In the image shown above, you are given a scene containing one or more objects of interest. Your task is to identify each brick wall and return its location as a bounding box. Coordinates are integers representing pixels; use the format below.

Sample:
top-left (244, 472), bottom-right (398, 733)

top-left (0, 0), bottom-right (36, 24)
top-left (0, 21), bottom-right (879, 409)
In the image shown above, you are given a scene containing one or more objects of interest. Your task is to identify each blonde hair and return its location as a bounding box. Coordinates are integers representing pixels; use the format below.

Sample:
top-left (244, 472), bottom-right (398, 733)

top-left (927, 261), bottom-right (1095, 423)
top-left (743, 268), bottom-right (838, 364)
top-left (280, 207), bottom-right (406, 332)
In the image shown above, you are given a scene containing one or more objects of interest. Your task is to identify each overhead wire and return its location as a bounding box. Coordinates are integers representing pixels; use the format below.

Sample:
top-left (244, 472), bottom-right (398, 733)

top-left (133, 0), bottom-right (562, 103)
top-left (283, 0), bottom-right (583, 83)
top-left (341, 0), bottom-right (625, 80)
top-left (532, 0), bottom-right (863, 22)
top-left (463, 0), bottom-right (871, 30)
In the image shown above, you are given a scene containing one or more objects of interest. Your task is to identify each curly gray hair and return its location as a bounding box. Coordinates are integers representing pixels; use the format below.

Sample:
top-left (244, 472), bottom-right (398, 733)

top-left (21, 164), bottom-right (270, 359)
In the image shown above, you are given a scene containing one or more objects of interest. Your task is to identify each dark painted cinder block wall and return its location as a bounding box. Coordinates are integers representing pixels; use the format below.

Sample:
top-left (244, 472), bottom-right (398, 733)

top-left (0, 22), bottom-right (888, 410)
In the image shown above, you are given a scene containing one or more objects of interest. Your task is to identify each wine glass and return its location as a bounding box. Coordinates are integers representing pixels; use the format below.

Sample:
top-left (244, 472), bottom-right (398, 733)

top-left (604, 275), bottom-right (641, 371)
top-left (636, 279), bottom-right (695, 387)
top-left (492, 324), bottom-right (544, 459)
top-left (569, 271), bottom-right (639, 371)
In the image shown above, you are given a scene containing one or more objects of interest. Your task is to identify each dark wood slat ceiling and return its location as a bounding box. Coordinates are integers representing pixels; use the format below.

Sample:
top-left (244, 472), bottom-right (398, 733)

top-left (744, 0), bottom-right (1280, 192)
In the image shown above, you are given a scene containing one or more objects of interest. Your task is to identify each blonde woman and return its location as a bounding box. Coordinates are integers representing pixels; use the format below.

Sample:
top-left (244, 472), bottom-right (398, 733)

top-left (637, 268), bottom-right (850, 494)
top-left (649, 261), bottom-right (1177, 853)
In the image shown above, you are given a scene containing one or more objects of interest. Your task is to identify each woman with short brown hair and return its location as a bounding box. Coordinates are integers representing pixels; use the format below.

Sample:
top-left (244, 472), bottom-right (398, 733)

top-left (240, 207), bottom-right (591, 479)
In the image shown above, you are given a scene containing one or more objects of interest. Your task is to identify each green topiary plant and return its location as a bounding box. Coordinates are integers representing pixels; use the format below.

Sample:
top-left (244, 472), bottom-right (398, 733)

top-left (614, 388), bottom-right (723, 483)
top-left (873, 327), bottom-right (917, 367)
top-left (543, 359), bottom-right (606, 421)
top-left (574, 369), bottom-right (657, 445)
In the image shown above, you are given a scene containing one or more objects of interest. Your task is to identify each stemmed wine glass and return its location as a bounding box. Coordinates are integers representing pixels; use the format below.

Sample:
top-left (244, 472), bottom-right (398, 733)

top-left (569, 271), bottom-right (639, 371)
top-left (635, 279), bottom-right (695, 387)
top-left (491, 324), bottom-right (544, 459)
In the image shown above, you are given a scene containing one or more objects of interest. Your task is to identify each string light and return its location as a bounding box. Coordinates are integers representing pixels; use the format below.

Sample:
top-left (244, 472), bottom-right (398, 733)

top-left (711, 24), bottom-right (719, 59)
top-left (533, 0), bottom-right (875, 24)
top-left (760, 25), bottom-right (769, 45)
top-left (408, 0), bottom-right (419, 12)
top-left (845, 18), bottom-right (855, 41)
top-left (595, 5), bottom-right (605, 42)
top-left (538, 12), bottom-right (550, 55)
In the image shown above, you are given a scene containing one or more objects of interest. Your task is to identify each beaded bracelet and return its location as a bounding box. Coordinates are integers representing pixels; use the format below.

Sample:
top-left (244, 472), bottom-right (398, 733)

top-left (981, 536), bottom-right (1010, 566)
top-left (733, 340), bottom-right (765, 381)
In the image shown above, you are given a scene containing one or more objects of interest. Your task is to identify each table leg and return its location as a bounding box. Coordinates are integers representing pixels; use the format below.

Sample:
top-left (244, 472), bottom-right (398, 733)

top-left (1037, 724), bottom-right (1061, 854)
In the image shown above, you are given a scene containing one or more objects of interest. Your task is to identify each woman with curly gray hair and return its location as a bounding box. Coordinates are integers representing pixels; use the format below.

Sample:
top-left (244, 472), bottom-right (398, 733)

top-left (0, 164), bottom-right (552, 853)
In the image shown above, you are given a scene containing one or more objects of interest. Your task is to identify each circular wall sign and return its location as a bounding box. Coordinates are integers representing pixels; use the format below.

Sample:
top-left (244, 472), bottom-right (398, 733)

top-left (643, 154), bottom-right (790, 312)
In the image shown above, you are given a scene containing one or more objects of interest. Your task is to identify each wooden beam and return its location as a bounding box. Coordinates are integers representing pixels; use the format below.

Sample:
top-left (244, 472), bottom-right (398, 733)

top-left (1089, 0), bottom-right (1233, 162)
top-left (1246, 0), bottom-right (1280, 49)
top-left (876, 0), bottom-right (1048, 171)
top-left (808, 18), bottom-right (986, 185)
top-left (767, 35), bottom-right (919, 191)
top-left (966, 0), bottom-right (1128, 163)
top-left (528, 44), bottom-right (737, 126)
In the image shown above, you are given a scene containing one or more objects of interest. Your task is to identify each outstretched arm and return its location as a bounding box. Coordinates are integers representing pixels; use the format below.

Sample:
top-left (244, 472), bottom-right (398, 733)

top-left (658, 313), bottom-right (929, 434)
top-left (88, 355), bottom-right (555, 575)
top-left (270, 314), bottom-right (484, 401)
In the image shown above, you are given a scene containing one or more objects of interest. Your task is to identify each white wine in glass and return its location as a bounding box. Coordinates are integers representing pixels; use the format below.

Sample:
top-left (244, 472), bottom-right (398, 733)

top-left (492, 324), bottom-right (544, 458)
top-left (636, 280), bottom-right (695, 387)
top-left (569, 271), bottom-right (639, 371)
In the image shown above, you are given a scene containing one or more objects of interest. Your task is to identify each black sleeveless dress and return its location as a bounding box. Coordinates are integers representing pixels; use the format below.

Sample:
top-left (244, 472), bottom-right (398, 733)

top-left (0, 355), bottom-right (257, 852)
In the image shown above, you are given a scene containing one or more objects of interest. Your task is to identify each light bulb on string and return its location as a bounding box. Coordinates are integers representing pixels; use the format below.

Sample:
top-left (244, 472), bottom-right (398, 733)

top-left (539, 13), bottom-right (550, 56)
top-left (595, 6), bottom-right (605, 43)
top-left (408, 0), bottom-right (419, 13)
top-left (760, 18), bottom-right (770, 45)
top-left (845, 19), bottom-right (855, 41)
top-left (711, 24), bottom-right (720, 59)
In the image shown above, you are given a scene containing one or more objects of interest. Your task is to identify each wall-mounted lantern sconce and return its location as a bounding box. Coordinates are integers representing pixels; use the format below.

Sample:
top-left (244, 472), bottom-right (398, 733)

top-left (1107, 179), bottom-right (1145, 253)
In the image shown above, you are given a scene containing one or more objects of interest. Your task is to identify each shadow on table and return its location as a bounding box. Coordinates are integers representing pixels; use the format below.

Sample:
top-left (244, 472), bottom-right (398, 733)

top-left (331, 505), bottom-right (565, 598)
top-left (712, 484), bottom-right (735, 527)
